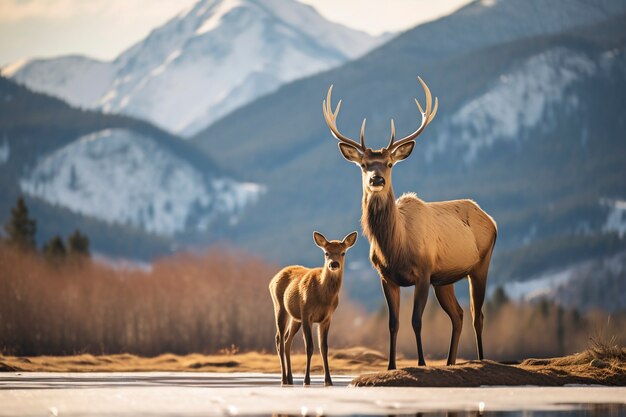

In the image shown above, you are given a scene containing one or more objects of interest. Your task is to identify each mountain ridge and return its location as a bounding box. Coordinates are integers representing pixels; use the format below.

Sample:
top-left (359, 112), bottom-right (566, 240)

top-left (2, 0), bottom-right (387, 136)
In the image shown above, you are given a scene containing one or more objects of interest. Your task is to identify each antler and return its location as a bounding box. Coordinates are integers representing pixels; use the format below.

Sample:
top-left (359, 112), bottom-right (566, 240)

top-left (323, 85), bottom-right (366, 150)
top-left (387, 76), bottom-right (438, 150)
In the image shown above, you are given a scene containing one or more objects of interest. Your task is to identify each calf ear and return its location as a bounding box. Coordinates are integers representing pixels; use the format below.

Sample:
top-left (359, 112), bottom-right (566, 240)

top-left (342, 231), bottom-right (358, 248)
top-left (391, 141), bottom-right (415, 163)
top-left (338, 143), bottom-right (362, 165)
top-left (313, 231), bottom-right (328, 248)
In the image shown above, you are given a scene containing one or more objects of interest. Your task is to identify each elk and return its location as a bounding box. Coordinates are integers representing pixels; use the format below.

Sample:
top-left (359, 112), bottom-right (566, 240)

top-left (269, 231), bottom-right (358, 386)
top-left (322, 77), bottom-right (497, 368)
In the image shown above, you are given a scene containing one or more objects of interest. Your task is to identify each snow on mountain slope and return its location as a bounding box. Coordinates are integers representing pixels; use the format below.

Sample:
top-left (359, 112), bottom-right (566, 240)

top-left (19, 129), bottom-right (264, 236)
top-left (2, 56), bottom-right (114, 109)
top-left (3, 0), bottom-right (385, 136)
top-left (428, 48), bottom-right (596, 163)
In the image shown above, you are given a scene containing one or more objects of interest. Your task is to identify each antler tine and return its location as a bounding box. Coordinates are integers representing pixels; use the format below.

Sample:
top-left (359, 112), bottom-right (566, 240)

top-left (387, 76), bottom-right (438, 151)
top-left (360, 118), bottom-right (366, 149)
top-left (322, 85), bottom-right (363, 150)
top-left (387, 119), bottom-right (395, 148)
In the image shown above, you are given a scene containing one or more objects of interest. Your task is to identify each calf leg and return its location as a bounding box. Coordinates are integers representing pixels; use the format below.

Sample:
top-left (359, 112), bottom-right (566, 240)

top-left (273, 307), bottom-right (289, 384)
top-left (434, 284), bottom-right (464, 365)
top-left (302, 315), bottom-right (314, 386)
top-left (318, 320), bottom-right (332, 386)
top-left (284, 319), bottom-right (301, 385)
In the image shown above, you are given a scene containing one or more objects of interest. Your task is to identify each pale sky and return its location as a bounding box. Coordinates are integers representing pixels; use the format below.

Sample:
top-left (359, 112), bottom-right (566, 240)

top-left (0, 0), bottom-right (472, 66)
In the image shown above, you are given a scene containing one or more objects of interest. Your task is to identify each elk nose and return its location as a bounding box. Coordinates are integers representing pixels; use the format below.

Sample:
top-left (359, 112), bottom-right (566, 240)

top-left (329, 261), bottom-right (340, 270)
top-left (370, 176), bottom-right (385, 187)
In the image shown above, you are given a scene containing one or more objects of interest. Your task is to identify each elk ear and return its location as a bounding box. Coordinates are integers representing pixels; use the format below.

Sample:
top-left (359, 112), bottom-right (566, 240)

top-left (313, 231), bottom-right (328, 249)
top-left (342, 231), bottom-right (358, 248)
top-left (391, 141), bottom-right (415, 163)
top-left (338, 143), bottom-right (362, 165)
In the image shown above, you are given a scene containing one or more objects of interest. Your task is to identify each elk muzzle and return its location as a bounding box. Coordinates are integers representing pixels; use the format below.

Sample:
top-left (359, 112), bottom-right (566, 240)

top-left (328, 261), bottom-right (340, 271)
top-left (369, 175), bottom-right (385, 192)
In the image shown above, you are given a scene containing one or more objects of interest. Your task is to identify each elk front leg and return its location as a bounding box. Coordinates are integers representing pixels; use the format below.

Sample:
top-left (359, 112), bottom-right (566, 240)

top-left (381, 279), bottom-right (400, 370)
top-left (318, 319), bottom-right (332, 386)
top-left (302, 315), bottom-right (314, 386)
top-left (412, 277), bottom-right (430, 366)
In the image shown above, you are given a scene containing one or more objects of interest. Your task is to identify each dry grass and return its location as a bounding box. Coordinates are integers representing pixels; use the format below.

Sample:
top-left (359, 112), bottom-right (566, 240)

top-left (0, 347), bottom-right (446, 374)
top-left (1, 243), bottom-right (624, 362)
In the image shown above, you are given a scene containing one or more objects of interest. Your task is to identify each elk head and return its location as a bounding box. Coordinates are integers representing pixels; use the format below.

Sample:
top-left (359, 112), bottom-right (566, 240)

top-left (322, 77), bottom-right (438, 195)
top-left (313, 231), bottom-right (358, 272)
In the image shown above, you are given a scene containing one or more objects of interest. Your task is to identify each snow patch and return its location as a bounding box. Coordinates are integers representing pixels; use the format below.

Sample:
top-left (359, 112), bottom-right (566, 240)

top-left (430, 48), bottom-right (596, 162)
top-left (195, 0), bottom-right (242, 35)
top-left (0, 138), bottom-right (9, 165)
top-left (601, 198), bottom-right (626, 238)
top-left (502, 267), bottom-right (575, 302)
top-left (20, 129), bottom-right (264, 236)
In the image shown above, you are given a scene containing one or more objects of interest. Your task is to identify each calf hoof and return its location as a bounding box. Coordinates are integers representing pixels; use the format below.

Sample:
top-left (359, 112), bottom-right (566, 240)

top-left (303, 379), bottom-right (311, 386)
top-left (324, 380), bottom-right (333, 387)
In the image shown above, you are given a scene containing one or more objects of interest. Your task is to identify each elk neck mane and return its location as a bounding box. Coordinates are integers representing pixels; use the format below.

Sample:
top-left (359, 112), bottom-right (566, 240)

top-left (361, 188), bottom-right (407, 266)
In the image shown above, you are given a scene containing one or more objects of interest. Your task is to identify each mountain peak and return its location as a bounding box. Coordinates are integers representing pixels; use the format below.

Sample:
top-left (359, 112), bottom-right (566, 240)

top-left (4, 0), bottom-right (384, 136)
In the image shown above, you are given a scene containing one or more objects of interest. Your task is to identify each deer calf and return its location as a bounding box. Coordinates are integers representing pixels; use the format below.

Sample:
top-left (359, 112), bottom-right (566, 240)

top-left (269, 231), bottom-right (357, 386)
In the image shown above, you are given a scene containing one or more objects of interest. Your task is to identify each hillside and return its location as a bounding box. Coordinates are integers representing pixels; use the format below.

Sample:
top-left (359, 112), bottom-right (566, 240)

top-left (0, 77), bottom-right (260, 258)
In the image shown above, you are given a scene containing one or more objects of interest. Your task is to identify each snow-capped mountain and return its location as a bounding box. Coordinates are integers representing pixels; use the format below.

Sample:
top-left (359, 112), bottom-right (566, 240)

top-left (428, 47), bottom-right (597, 163)
top-left (2, 0), bottom-right (386, 136)
top-left (0, 76), bottom-right (264, 258)
top-left (20, 129), bottom-right (264, 236)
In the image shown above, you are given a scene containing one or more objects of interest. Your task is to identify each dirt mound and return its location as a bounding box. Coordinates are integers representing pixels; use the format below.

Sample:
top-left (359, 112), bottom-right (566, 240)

top-left (330, 347), bottom-right (387, 364)
top-left (351, 350), bottom-right (626, 387)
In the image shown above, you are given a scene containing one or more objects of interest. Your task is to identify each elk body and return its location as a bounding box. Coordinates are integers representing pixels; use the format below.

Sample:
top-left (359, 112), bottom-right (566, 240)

top-left (269, 231), bottom-right (357, 386)
top-left (322, 78), bottom-right (497, 368)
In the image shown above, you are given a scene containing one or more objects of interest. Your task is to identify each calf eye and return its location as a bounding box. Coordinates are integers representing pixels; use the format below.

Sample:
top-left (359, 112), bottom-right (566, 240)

top-left (325, 252), bottom-right (329, 257)
top-left (341, 252), bottom-right (345, 256)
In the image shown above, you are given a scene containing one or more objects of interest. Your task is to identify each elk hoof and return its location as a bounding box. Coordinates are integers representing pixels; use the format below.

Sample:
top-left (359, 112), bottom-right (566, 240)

top-left (324, 380), bottom-right (333, 387)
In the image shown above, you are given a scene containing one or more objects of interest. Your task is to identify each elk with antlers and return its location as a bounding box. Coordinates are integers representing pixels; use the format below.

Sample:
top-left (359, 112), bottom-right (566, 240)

top-left (322, 77), bottom-right (497, 368)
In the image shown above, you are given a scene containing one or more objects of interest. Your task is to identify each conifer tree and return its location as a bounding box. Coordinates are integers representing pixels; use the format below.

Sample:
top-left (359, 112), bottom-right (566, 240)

top-left (4, 197), bottom-right (36, 250)
top-left (67, 229), bottom-right (90, 258)
top-left (43, 235), bottom-right (66, 263)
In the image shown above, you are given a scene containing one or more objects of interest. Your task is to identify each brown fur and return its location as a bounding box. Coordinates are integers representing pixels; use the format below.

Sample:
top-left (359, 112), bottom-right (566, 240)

top-left (268, 231), bottom-right (357, 386)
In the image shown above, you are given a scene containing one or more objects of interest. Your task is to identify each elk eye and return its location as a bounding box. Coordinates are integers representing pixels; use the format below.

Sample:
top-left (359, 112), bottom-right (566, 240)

top-left (325, 252), bottom-right (329, 257)
top-left (341, 252), bottom-right (345, 257)
top-left (388, 162), bottom-right (393, 168)
top-left (360, 163), bottom-right (366, 169)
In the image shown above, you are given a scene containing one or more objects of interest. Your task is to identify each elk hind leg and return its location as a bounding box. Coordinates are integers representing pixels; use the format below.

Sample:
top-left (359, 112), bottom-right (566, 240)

top-left (434, 284), bottom-right (464, 365)
top-left (411, 278), bottom-right (430, 366)
top-left (469, 263), bottom-right (489, 360)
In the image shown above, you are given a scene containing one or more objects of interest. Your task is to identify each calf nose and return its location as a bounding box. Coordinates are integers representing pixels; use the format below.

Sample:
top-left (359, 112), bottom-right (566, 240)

top-left (370, 175), bottom-right (385, 187)
top-left (329, 261), bottom-right (340, 270)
